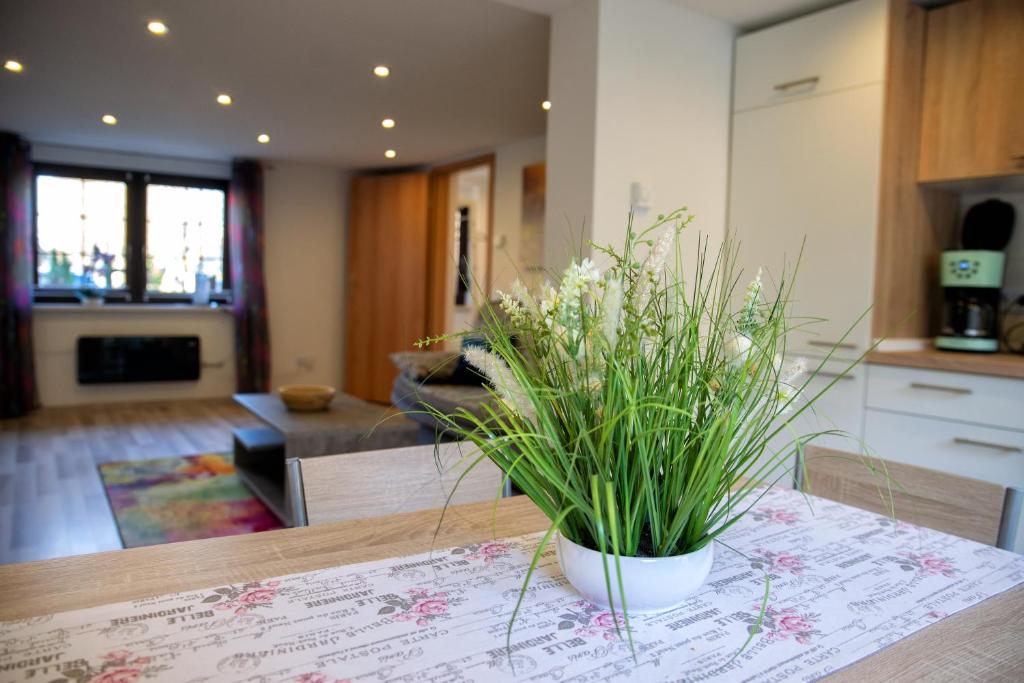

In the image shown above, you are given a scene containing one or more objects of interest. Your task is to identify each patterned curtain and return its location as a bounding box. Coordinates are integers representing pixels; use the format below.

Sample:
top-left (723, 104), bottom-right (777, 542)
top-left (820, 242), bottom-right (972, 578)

top-left (0, 132), bottom-right (39, 418)
top-left (228, 160), bottom-right (271, 393)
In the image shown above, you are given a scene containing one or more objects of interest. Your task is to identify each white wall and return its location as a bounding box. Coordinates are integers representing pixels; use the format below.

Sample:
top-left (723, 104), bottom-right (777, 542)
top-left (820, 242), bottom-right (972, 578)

top-left (29, 144), bottom-right (350, 405)
top-left (544, 0), bottom-right (599, 273)
top-left (491, 135), bottom-right (546, 292)
top-left (33, 307), bottom-right (235, 406)
top-left (32, 143), bottom-right (230, 179)
top-left (261, 162), bottom-right (349, 390)
top-left (591, 0), bottom-right (734, 270)
top-left (545, 0), bottom-right (735, 272)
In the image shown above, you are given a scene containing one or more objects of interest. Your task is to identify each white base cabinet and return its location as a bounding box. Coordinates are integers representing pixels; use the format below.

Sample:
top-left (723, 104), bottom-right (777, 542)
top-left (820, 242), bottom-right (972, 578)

top-left (864, 363), bottom-right (1024, 553)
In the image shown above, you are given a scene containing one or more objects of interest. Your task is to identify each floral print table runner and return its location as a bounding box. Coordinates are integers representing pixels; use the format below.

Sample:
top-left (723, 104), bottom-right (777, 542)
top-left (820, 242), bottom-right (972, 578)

top-left (1, 486), bottom-right (1022, 682)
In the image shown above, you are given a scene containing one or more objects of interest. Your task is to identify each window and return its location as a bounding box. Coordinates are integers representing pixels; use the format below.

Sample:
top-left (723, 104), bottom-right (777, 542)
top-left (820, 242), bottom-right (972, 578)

top-left (33, 163), bottom-right (229, 303)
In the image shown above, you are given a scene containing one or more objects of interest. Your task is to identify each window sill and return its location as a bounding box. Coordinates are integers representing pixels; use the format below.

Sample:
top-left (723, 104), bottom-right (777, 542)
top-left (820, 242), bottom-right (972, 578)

top-left (33, 303), bottom-right (231, 314)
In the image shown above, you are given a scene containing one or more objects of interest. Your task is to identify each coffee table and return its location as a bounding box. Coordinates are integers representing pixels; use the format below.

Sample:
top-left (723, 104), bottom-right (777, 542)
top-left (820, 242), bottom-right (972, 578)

top-left (233, 392), bottom-right (426, 526)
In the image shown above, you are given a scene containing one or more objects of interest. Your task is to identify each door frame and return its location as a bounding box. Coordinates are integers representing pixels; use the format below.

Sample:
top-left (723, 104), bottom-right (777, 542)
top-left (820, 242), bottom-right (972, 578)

top-left (425, 154), bottom-right (496, 336)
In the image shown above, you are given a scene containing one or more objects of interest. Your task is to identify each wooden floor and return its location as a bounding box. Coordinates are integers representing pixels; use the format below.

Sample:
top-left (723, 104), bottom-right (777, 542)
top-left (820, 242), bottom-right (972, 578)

top-left (0, 398), bottom-right (262, 565)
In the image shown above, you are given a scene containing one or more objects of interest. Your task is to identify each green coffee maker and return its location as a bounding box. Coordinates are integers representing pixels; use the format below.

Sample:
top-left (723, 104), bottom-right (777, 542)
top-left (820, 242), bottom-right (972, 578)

top-left (936, 200), bottom-right (1014, 353)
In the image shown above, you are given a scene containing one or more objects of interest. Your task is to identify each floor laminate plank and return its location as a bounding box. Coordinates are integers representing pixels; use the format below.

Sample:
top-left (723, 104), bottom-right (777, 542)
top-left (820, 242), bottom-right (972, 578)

top-left (1, 398), bottom-right (261, 565)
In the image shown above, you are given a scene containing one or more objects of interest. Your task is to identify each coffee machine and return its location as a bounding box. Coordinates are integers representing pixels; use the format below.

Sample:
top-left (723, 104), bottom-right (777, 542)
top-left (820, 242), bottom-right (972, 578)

top-left (935, 200), bottom-right (1015, 353)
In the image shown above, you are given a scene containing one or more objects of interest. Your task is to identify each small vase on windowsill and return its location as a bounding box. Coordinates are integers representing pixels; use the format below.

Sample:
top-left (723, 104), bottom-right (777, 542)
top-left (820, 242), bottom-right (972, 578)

top-left (76, 289), bottom-right (104, 308)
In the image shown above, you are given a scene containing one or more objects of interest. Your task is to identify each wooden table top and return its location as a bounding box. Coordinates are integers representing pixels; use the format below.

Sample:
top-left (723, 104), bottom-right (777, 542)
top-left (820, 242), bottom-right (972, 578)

top-left (1, 497), bottom-right (1021, 681)
top-left (867, 348), bottom-right (1024, 380)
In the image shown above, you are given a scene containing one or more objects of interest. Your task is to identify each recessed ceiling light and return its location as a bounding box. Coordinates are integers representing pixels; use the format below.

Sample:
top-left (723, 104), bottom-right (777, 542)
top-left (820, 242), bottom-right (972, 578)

top-left (373, 65), bottom-right (390, 78)
top-left (257, 133), bottom-right (270, 144)
top-left (381, 118), bottom-right (395, 129)
top-left (147, 20), bottom-right (168, 35)
top-left (4, 60), bottom-right (23, 73)
top-left (101, 114), bottom-right (118, 125)
top-left (384, 149), bottom-right (397, 159)
top-left (216, 94), bottom-right (233, 106)
top-left (541, 100), bottom-right (552, 111)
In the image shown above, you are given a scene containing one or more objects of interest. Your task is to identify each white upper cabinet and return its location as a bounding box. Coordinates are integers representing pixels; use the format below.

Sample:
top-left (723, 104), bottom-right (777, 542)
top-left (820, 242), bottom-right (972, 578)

top-left (733, 0), bottom-right (888, 112)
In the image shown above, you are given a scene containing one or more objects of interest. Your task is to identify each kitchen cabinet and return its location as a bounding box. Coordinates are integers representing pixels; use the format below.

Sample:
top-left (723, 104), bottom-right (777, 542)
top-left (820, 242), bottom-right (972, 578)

top-left (918, 0), bottom-right (1024, 183)
top-left (729, 0), bottom-right (887, 366)
top-left (732, 0), bottom-right (887, 112)
top-left (864, 365), bottom-right (1024, 490)
top-left (863, 362), bottom-right (1024, 553)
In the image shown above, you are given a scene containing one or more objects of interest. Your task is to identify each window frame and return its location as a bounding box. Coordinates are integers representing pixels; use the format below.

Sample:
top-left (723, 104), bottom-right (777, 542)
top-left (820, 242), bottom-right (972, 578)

top-left (32, 162), bottom-right (231, 305)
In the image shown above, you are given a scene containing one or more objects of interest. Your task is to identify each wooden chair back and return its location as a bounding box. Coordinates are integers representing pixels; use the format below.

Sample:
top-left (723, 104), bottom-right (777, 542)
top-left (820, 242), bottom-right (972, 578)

top-left (799, 446), bottom-right (1009, 546)
top-left (298, 442), bottom-right (505, 526)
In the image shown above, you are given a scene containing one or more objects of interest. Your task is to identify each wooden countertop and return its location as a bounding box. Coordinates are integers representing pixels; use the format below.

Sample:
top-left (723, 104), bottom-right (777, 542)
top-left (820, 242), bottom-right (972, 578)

top-left (868, 348), bottom-right (1024, 380)
top-left (0, 498), bottom-right (1021, 680)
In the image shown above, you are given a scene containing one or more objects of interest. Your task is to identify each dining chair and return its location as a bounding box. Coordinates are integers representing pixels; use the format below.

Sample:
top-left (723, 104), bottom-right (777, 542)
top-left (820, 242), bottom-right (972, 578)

top-left (296, 442), bottom-right (507, 526)
top-left (796, 445), bottom-right (1023, 550)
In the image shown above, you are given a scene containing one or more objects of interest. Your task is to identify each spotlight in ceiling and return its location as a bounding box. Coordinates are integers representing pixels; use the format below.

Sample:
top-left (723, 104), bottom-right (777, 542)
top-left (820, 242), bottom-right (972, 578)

top-left (384, 149), bottom-right (397, 159)
top-left (541, 100), bottom-right (552, 111)
top-left (147, 20), bottom-right (168, 35)
top-left (373, 65), bottom-right (390, 78)
top-left (257, 133), bottom-right (270, 144)
top-left (101, 114), bottom-right (118, 125)
top-left (381, 118), bottom-right (395, 129)
top-left (216, 93), bottom-right (233, 106)
top-left (4, 60), bottom-right (23, 73)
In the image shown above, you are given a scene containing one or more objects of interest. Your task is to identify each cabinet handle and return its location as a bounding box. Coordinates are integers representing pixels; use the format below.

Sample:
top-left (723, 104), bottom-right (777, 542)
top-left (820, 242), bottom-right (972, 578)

top-left (909, 382), bottom-right (972, 395)
top-left (953, 437), bottom-right (1023, 454)
top-left (807, 340), bottom-right (857, 350)
top-left (1011, 153), bottom-right (1024, 160)
top-left (774, 76), bottom-right (820, 92)
top-left (815, 371), bottom-right (854, 380)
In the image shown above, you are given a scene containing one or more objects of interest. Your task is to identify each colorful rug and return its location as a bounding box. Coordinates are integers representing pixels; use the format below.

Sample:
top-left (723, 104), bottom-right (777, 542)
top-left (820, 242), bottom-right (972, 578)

top-left (99, 453), bottom-right (283, 548)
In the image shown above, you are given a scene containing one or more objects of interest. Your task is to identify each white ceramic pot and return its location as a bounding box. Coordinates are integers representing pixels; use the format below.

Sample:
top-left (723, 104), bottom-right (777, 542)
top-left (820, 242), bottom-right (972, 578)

top-left (555, 533), bottom-right (714, 614)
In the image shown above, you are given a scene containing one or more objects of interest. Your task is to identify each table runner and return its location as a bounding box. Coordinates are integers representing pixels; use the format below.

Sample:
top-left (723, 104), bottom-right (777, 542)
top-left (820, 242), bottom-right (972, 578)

top-left (1, 486), bottom-right (1022, 683)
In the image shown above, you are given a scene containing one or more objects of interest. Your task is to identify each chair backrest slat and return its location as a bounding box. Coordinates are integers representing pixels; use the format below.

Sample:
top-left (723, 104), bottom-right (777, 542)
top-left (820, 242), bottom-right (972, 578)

top-left (299, 442), bottom-right (504, 526)
top-left (801, 446), bottom-right (1007, 546)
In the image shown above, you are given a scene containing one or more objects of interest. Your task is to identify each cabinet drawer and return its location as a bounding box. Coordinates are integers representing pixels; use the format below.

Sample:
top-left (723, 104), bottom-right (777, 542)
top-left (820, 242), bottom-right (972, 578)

top-left (866, 364), bottom-right (1024, 431)
top-left (864, 409), bottom-right (1024, 489)
top-left (733, 0), bottom-right (887, 112)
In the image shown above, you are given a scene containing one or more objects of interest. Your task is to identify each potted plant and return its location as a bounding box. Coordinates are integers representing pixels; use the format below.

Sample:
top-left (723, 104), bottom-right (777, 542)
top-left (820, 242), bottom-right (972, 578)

top-left (419, 209), bottom-right (862, 626)
top-left (76, 286), bottom-right (105, 308)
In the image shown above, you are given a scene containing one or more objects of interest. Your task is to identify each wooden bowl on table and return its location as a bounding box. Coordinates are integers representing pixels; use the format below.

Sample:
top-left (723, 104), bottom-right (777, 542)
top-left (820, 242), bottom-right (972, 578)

top-left (278, 384), bottom-right (336, 412)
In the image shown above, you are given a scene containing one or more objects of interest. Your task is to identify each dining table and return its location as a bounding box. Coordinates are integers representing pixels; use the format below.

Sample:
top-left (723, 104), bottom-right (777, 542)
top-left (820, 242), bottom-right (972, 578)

top-left (1, 490), bottom-right (1022, 682)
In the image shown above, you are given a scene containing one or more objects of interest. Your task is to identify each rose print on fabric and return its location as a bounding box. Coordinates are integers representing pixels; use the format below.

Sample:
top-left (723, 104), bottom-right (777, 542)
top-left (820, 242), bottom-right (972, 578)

top-left (750, 549), bottom-right (804, 575)
top-left (200, 579), bottom-right (283, 616)
top-left (377, 588), bottom-right (464, 626)
top-left (891, 552), bottom-right (958, 578)
top-left (750, 506), bottom-right (799, 525)
top-left (294, 673), bottom-right (352, 683)
top-left (47, 650), bottom-right (167, 683)
top-left (451, 541), bottom-right (511, 564)
top-left (556, 600), bottom-right (628, 641)
top-left (745, 605), bottom-right (822, 645)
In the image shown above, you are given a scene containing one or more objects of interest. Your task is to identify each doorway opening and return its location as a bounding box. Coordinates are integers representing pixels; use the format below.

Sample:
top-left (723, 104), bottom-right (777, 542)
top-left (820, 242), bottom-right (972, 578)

top-left (426, 155), bottom-right (495, 343)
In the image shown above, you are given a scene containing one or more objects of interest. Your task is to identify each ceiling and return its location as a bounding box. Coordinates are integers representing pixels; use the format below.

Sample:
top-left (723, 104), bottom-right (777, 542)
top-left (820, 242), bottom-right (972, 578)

top-left (0, 0), bottom-right (550, 168)
top-left (497, 0), bottom-right (849, 30)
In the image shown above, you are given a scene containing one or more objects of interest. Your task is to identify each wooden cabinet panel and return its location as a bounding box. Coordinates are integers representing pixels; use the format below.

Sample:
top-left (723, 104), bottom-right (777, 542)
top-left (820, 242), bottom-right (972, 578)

top-left (344, 173), bottom-right (429, 403)
top-left (918, 0), bottom-right (1024, 182)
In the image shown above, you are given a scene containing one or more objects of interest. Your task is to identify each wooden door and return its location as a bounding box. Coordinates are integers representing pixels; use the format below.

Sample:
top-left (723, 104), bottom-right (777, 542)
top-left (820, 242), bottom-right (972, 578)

top-left (918, 0), bottom-right (1024, 182)
top-left (345, 172), bottom-right (429, 403)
